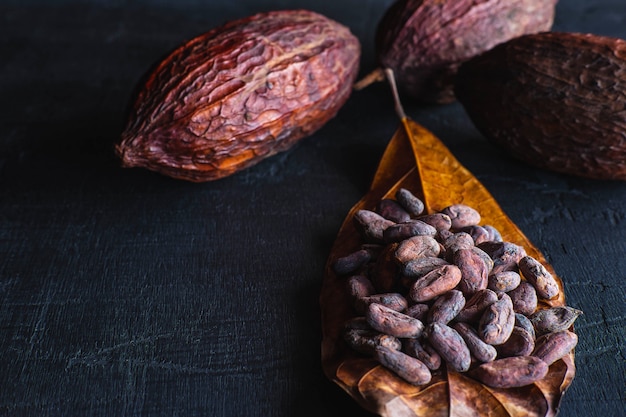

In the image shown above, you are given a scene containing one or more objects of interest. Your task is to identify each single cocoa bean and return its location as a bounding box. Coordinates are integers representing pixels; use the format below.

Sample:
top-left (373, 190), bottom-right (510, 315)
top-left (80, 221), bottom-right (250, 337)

top-left (533, 330), bottom-right (578, 365)
top-left (405, 303), bottom-right (429, 322)
top-left (478, 292), bottom-right (515, 345)
top-left (401, 257), bottom-right (449, 280)
top-left (515, 313), bottom-right (536, 340)
top-left (508, 282), bottom-right (539, 316)
top-left (333, 249), bottom-right (373, 275)
top-left (394, 235), bottom-right (440, 264)
top-left (456, 288), bottom-right (498, 323)
top-left (346, 275), bottom-right (376, 307)
top-left (441, 204), bottom-right (481, 229)
top-left (427, 290), bottom-right (466, 324)
top-left (529, 306), bottom-right (583, 335)
top-left (471, 356), bottom-right (549, 388)
top-left (354, 210), bottom-right (395, 243)
top-left (366, 303), bottom-right (424, 338)
top-left (343, 328), bottom-right (402, 355)
top-left (375, 345), bottom-right (432, 386)
top-left (488, 270), bottom-right (521, 293)
top-left (395, 188), bottom-right (425, 216)
top-left (418, 213), bottom-right (452, 232)
top-left (496, 326), bottom-right (535, 357)
top-left (426, 323), bottom-right (472, 373)
top-left (483, 225), bottom-right (503, 242)
top-left (403, 338), bottom-right (442, 370)
top-left (376, 198), bottom-right (411, 223)
top-left (478, 241), bottom-right (527, 274)
top-left (356, 293), bottom-right (408, 315)
top-left (519, 255), bottom-right (559, 299)
top-left (452, 322), bottom-right (497, 363)
top-left (454, 248), bottom-right (490, 295)
top-left (383, 220), bottom-right (437, 243)
top-left (443, 232), bottom-right (475, 261)
top-left (461, 225), bottom-right (491, 245)
top-left (409, 264), bottom-right (462, 302)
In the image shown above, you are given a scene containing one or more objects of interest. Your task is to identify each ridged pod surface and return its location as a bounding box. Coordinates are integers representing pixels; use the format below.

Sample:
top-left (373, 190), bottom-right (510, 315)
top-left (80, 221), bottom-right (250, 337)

top-left (455, 32), bottom-right (626, 181)
top-left (116, 10), bottom-right (360, 182)
top-left (375, 0), bottom-right (557, 103)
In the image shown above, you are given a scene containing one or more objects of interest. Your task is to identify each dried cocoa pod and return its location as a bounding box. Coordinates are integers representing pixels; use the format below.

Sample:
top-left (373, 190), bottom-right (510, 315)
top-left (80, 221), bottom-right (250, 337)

top-left (427, 290), bottom-right (465, 324)
top-left (471, 356), bottom-right (549, 388)
top-left (533, 330), bottom-right (578, 366)
top-left (488, 270), bottom-right (521, 293)
top-left (333, 249), bottom-right (372, 275)
top-left (441, 204), bottom-right (481, 229)
top-left (383, 220), bottom-right (437, 243)
top-left (455, 31), bottom-right (626, 180)
top-left (356, 293), bottom-right (408, 315)
top-left (453, 248), bottom-right (490, 295)
top-left (530, 306), bottom-right (583, 335)
top-left (478, 292), bottom-right (515, 345)
top-left (366, 303), bottom-right (424, 338)
top-left (452, 322), bottom-right (497, 363)
top-left (509, 282), bottom-right (539, 316)
top-left (418, 213), bottom-right (452, 232)
top-left (354, 210), bottom-right (395, 243)
top-left (375, 0), bottom-right (556, 103)
top-left (375, 345), bottom-right (432, 386)
top-left (376, 198), bottom-right (411, 223)
top-left (116, 10), bottom-right (360, 182)
top-left (395, 188), bottom-right (425, 216)
top-left (519, 255), bottom-right (559, 299)
top-left (456, 288), bottom-right (498, 323)
top-left (496, 326), bottom-right (535, 358)
top-left (426, 323), bottom-right (471, 373)
top-left (346, 275), bottom-right (376, 306)
top-left (478, 241), bottom-right (527, 275)
top-left (394, 235), bottom-right (440, 264)
top-left (343, 328), bottom-right (402, 355)
top-left (409, 264), bottom-right (462, 302)
top-left (403, 338), bottom-right (442, 371)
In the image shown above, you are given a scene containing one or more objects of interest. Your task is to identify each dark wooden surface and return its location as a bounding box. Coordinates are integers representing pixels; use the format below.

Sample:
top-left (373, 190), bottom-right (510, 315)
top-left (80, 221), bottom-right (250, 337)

top-left (1, 1), bottom-right (624, 416)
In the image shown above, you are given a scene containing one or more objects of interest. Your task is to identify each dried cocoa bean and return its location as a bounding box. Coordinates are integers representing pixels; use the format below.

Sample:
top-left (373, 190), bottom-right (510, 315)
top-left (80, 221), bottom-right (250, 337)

top-left (356, 293), bottom-right (408, 315)
top-left (508, 282), bottom-right (538, 316)
top-left (471, 356), bottom-right (549, 388)
top-left (426, 323), bottom-right (471, 373)
top-left (401, 257), bottom-right (448, 280)
top-left (515, 313), bottom-right (536, 340)
top-left (454, 248), bottom-right (490, 295)
top-left (427, 290), bottom-right (465, 324)
top-left (478, 241), bottom-right (527, 274)
top-left (452, 322), bottom-right (497, 363)
top-left (418, 213), bottom-right (452, 232)
top-left (519, 255), bottom-right (559, 299)
top-left (343, 328), bottom-right (402, 355)
top-left (376, 198), bottom-right (411, 223)
top-left (488, 271), bottom-right (521, 293)
top-left (395, 188), bottom-right (425, 216)
top-left (409, 264), bottom-right (462, 302)
top-left (533, 330), bottom-right (578, 365)
top-left (366, 303), bottom-right (424, 338)
top-left (405, 303), bottom-right (429, 322)
top-left (383, 220), bottom-right (437, 243)
top-left (441, 204), bottom-right (481, 229)
top-left (483, 225), bottom-right (503, 242)
top-left (456, 288), bottom-right (498, 323)
top-left (530, 306), bottom-right (583, 335)
top-left (461, 225), bottom-right (491, 245)
top-left (394, 235), bottom-right (440, 264)
top-left (375, 345), bottom-right (432, 386)
top-left (403, 338), bottom-right (442, 370)
top-left (333, 249), bottom-right (373, 275)
top-left (443, 232), bottom-right (475, 261)
top-left (496, 326), bottom-right (535, 357)
top-left (117, 10), bottom-right (360, 181)
top-left (478, 292), bottom-right (515, 345)
top-left (354, 210), bottom-right (395, 243)
top-left (346, 275), bottom-right (376, 306)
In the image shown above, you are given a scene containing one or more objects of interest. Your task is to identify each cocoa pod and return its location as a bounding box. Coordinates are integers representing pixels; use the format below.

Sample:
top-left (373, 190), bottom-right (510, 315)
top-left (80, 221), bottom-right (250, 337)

top-left (395, 188), bottom-right (425, 216)
top-left (116, 10), bottom-right (360, 182)
top-left (453, 248), bottom-right (490, 295)
top-left (375, 0), bottom-right (557, 103)
top-left (375, 345), bottom-right (432, 386)
top-left (452, 322), bottom-right (497, 363)
top-left (533, 330), bottom-right (578, 365)
top-left (394, 235), bottom-right (440, 264)
top-left (478, 292), bottom-right (515, 345)
top-left (456, 288), bottom-right (498, 323)
top-left (354, 210), bottom-right (395, 243)
top-left (509, 282), bottom-right (539, 316)
top-left (455, 31), bottom-right (626, 180)
top-left (344, 328), bottom-right (402, 356)
top-left (488, 271), bottom-right (521, 293)
top-left (471, 356), bottom-right (549, 388)
top-left (427, 290), bottom-right (465, 324)
top-left (366, 303), bottom-right (424, 338)
top-left (496, 326), bottom-right (535, 358)
top-left (519, 255), bottom-right (559, 299)
top-left (376, 198), bottom-right (411, 223)
top-left (403, 338), bottom-right (442, 371)
top-left (426, 323), bottom-right (471, 373)
top-left (529, 306), bottom-right (583, 335)
top-left (409, 264), bottom-right (462, 302)
top-left (383, 220), bottom-right (437, 243)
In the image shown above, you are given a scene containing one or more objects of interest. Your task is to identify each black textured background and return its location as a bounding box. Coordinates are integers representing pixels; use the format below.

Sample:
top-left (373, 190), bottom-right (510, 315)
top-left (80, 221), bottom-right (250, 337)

top-left (1, 1), bottom-right (625, 416)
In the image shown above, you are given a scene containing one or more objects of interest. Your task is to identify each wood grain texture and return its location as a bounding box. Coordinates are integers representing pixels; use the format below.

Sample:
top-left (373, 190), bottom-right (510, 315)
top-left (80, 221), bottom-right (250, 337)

top-left (0, 1), bottom-right (624, 416)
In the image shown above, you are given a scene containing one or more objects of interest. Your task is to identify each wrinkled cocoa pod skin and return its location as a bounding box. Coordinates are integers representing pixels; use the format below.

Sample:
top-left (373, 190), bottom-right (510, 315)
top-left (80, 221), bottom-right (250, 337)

top-left (116, 10), bottom-right (360, 182)
top-left (375, 0), bottom-right (556, 103)
top-left (455, 31), bottom-right (626, 180)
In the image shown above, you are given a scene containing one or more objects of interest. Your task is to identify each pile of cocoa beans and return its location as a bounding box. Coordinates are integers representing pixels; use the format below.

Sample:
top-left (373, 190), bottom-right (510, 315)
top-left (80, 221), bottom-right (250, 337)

top-left (333, 189), bottom-right (581, 388)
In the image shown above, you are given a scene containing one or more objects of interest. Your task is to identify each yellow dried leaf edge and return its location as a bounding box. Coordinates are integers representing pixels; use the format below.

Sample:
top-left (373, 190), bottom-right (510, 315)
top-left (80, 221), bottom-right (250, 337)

top-left (320, 117), bottom-right (576, 417)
